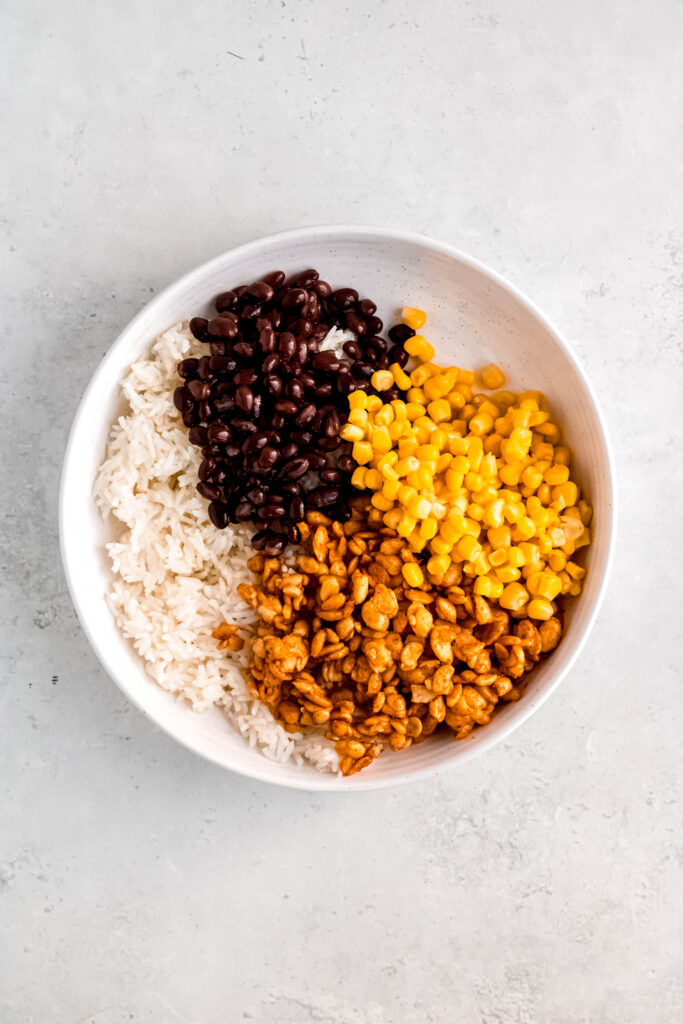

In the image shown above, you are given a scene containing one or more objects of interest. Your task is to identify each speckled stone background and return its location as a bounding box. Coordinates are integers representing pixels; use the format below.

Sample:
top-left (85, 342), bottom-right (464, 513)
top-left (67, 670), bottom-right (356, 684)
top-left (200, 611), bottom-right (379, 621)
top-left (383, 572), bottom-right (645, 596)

top-left (2, 1), bottom-right (682, 1021)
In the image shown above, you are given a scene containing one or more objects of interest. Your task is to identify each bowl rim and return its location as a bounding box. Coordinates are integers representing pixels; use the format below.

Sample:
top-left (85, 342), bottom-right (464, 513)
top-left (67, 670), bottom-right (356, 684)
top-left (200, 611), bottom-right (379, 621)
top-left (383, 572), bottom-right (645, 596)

top-left (59, 224), bottom-right (617, 791)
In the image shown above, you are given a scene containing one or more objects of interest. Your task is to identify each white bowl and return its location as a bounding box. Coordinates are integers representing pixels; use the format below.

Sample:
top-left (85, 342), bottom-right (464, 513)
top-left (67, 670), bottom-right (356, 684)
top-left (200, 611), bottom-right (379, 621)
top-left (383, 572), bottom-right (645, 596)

top-left (60, 226), bottom-right (616, 791)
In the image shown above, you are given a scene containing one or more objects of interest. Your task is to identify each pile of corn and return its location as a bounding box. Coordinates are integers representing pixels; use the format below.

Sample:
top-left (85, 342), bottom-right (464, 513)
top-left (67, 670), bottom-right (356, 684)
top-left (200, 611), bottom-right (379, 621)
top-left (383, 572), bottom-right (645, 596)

top-left (340, 308), bottom-right (592, 621)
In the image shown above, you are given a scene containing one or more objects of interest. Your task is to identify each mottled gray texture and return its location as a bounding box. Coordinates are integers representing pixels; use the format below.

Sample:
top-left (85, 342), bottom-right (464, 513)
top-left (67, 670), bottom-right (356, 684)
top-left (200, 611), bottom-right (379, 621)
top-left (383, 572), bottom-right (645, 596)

top-left (1, 1), bottom-right (682, 1021)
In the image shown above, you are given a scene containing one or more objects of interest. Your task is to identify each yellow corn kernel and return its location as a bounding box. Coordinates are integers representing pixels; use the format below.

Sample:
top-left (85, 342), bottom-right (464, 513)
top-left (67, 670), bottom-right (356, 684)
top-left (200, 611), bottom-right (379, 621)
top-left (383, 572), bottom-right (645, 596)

top-left (448, 390), bottom-right (466, 410)
top-left (499, 463), bottom-right (521, 486)
top-left (402, 562), bottom-right (425, 587)
top-left (376, 450), bottom-right (398, 470)
top-left (340, 423), bottom-right (364, 442)
top-left (415, 466), bottom-right (435, 489)
top-left (401, 306), bottom-right (427, 330)
top-left (407, 388), bottom-right (427, 406)
top-left (566, 560), bottom-right (587, 581)
top-left (427, 554), bottom-right (451, 577)
top-left (536, 421), bottom-right (561, 442)
top-left (547, 551), bottom-right (567, 572)
top-left (487, 525), bottom-right (511, 549)
top-left (352, 441), bottom-right (373, 465)
top-left (468, 412), bottom-right (494, 436)
top-left (478, 364), bottom-right (505, 390)
top-left (456, 535), bottom-right (482, 561)
top-left (462, 403), bottom-right (477, 421)
top-left (544, 464), bottom-right (570, 486)
top-left (527, 571), bottom-right (562, 600)
top-left (382, 477), bottom-right (400, 501)
top-left (419, 517), bottom-right (439, 541)
top-left (553, 481), bottom-right (579, 508)
top-left (348, 390), bottom-right (367, 410)
top-left (528, 410), bottom-right (549, 427)
top-left (371, 370), bottom-right (394, 391)
top-left (365, 395), bottom-right (383, 412)
top-left (350, 467), bottom-right (366, 488)
top-left (578, 500), bottom-right (593, 525)
top-left (494, 390), bottom-right (517, 408)
top-left (390, 398), bottom-right (408, 418)
top-left (395, 456), bottom-right (419, 477)
top-left (388, 419), bottom-right (408, 441)
top-left (409, 534), bottom-right (428, 553)
top-left (397, 513), bottom-right (418, 538)
top-left (537, 483), bottom-right (552, 505)
top-left (398, 483), bottom-right (418, 506)
top-left (371, 492), bottom-right (394, 511)
top-left (489, 548), bottom-right (508, 568)
top-left (347, 408), bottom-right (368, 428)
top-left (436, 452), bottom-right (452, 473)
top-left (467, 502), bottom-right (485, 522)
top-left (527, 598), bottom-right (554, 621)
top-left (474, 575), bottom-right (504, 599)
top-left (521, 466), bottom-right (543, 491)
top-left (364, 468), bottom-right (382, 490)
top-left (430, 536), bottom-right (453, 555)
top-left (383, 508), bottom-right (403, 530)
top-left (405, 335), bottom-right (435, 362)
top-left (390, 364), bottom-right (412, 391)
top-left (410, 365), bottom-right (432, 387)
top-left (371, 426), bottom-right (392, 453)
top-left (507, 546), bottom-right (525, 568)
top-left (405, 402), bottom-right (426, 421)
top-left (483, 433), bottom-right (502, 456)
top-left (496, 565), bottom-right (521, 583)
top-left (483, 499), bottom-right (505, 529)
top-left (519, 542), bottom-right (542, 570)
top-left (499, 582), bottom-right (529, 612)
top-left (512, 516), bottom-right (536, 541)
top-left (503, 502), bottom-right (523, 525)
top-left (374, 405), bottom-right (394, 427)
top-left (427, 398), bottom-right (451, 423)
top-left (408, 495), bottom-right (432, 520)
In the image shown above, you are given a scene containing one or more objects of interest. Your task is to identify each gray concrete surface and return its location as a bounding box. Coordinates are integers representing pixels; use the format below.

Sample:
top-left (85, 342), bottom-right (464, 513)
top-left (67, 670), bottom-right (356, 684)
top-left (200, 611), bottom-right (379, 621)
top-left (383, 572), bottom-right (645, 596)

top-left (2, 1), bottom-right (682, 1021)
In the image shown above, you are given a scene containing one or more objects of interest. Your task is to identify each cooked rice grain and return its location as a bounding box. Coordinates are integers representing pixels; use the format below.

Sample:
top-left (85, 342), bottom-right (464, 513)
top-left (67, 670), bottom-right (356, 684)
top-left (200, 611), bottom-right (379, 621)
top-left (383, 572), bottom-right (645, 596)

top-left (94, 322), bottom-right (339, 772)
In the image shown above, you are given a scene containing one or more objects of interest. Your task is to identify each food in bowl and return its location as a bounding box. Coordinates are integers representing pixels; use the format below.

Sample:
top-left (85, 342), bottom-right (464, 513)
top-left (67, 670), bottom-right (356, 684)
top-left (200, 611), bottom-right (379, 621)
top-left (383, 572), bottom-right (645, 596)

top-left (95, 267), bottom-right (592, 776)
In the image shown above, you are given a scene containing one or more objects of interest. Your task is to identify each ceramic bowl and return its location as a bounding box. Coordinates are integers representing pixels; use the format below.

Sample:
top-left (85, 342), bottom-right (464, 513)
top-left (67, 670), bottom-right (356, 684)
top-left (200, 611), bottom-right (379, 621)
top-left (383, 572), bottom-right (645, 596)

top-left (60, 226), bottom-right (616, 790)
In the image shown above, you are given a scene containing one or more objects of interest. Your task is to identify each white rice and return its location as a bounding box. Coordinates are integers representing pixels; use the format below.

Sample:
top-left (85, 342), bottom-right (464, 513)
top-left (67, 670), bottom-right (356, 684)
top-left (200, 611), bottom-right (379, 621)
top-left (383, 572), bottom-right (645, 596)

top-left (94, 321), bottom-right (353, 773)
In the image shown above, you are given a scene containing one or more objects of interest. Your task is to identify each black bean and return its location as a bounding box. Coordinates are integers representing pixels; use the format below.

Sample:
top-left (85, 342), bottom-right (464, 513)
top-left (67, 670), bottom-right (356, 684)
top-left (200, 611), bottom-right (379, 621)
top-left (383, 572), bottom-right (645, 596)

top-left (246, 486), bottom-right (266, 505)
top-left (299, 371), bottom-right (316, 390)
top-left (286, 379), bottom-right (304, 403)
top-left (178, 358), bottom-right (199, 379)
top-left (332, 288), bottom-right (358, 309)
top-left (272, 413), bottom-right (286, 430)
top-left (209, 340), bottom-right (227, 356)
top-left (231, 418), bottom-right (258, 434)
top-left (234, 368), bottom-right (258, 386)
top-left (243, 432), bottom-right (270, 454)
top-left (314, 382), bottom-right (334, 400)
top-left (224, 444), bottom-right (241, 458)
top-left (383, 387), bottom-right (401, 402)
top-left (197, 355), bottom-right (213, 380)
top-left (259, 504), bottom-right (286, 520)
top-left (258, 446), bottom-right (279, 468)
top-left (274, 399), bottom-right (298, 416)
top-left (336, 371), bottom-right (355, 395)
top-left (310, 324), bottom-right (329, 345)
top-left (262, 270), bottom-right (286, 288)
top-left (293, 340), bottom-right (308, 365)
top-left (266, 308), bottom-right (282, 328)
top-left (188, 426), bottom-right (208, 447)
top-left (182, 408), bottom-right (199, 428)
top-left (388, 344), bottom-right (410, 368)
top-left (240, 303), bottom-right (262, 320)
top-left (290, 318), bottom-right (312, 336)
top-left (210, 356), bottom-right (237, 374)
top-left (342, 340), bottom-right (362, 360)
top-left (286, 522), bottom-right (301, 544)
top-left (214, 394), bottom-right (234, 414)
top-left (337, 455), bottom-right (355, 474)
top-left (358, 299), bottom-right (377, 317)
top-left (235, 386), bottom-right (254, 412)
top-left (198, 400), bottom-right (212, 421)
top-left (215, 291), bottom-right (237, 312)
top-left (345, 311), bottom-right (366, 335)
top-left (252, 394), bottom-right (262, 418)
top-left (296, 403), bottom-right (316, 426)
top-left (233, 285), bottom-right (248, 298)
top-left (246, 281), bottom-right (274, 301)
top-left (320, 468), bottom-right (342, 484)
top-left (187, 380), bottom-right (210, 401)
top-left (207, 316), bottom-right (238, 338)
top-left (234, 500), bottom-right (254, 521)
top-left (233, 341), bottom-right (254, 359)
top-left (318, 436), bottom-right (341, 452)
top-left (281, 456), bottom-right (310, 480)
top-left (307, 486), bottom-right (340, 508)
top-left (289, 496), bottom-right (305, 521)
top-left (258, 325), bottom-right (276, 352)
top-left (190, 317), bottom-right (209, 339)
top-left (207, 421), bottom-right (231, 444)
top-left (262, 353), bottom-right (281, 373)
top-left (282, 481), bottom-right (302, 496)
top-left (313, 279), bottom-right (332, 298)
top-left (281, 443), bottom-right (298, 460)
top-left (365, 315), bottom-right (384, 334)
top-left (291, 430), bottom-right (313, 446)
top-left (197, 481), bottom-right (222, 502)
top-left (302, 294), bottom-right (319, 320)
top-left (198, 458), bottom-right (215, 481)
top-left (290, 268), bottom-right (319, 289)
top-left (352, 362), bottom-right (374, 379)
top-left (208, 501), bottom-right (230, 529)
top-left (278, 332), bottom-right (296, 359)
top-left (251, 529), bottom-right (270, 550)
top-left (388, 323), bottom-right (415, 344)
top-left (263, 534), bottom-right (286, 556)
top-left (173, 386), bottom-right (193, 412)
top-left (322, 409), bottom-right (340, 437)
top-left (312, 351), bottom-right (340, 372)
top-left (365, 335), bottom-right (387, 355)
top-left (281, 287), bottom-right (307, 310)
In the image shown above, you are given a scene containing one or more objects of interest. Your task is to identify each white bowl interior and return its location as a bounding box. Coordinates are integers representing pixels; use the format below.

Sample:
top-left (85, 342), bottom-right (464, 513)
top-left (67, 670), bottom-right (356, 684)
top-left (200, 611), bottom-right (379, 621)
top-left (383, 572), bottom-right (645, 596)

top-left (60, 227), bottom-right (614, 790)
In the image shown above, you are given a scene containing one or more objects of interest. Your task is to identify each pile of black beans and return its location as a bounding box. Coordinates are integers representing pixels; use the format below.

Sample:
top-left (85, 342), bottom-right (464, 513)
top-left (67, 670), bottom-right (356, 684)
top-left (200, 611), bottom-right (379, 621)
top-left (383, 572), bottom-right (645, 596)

top-left (173, 268), bottom-right (415, 555)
